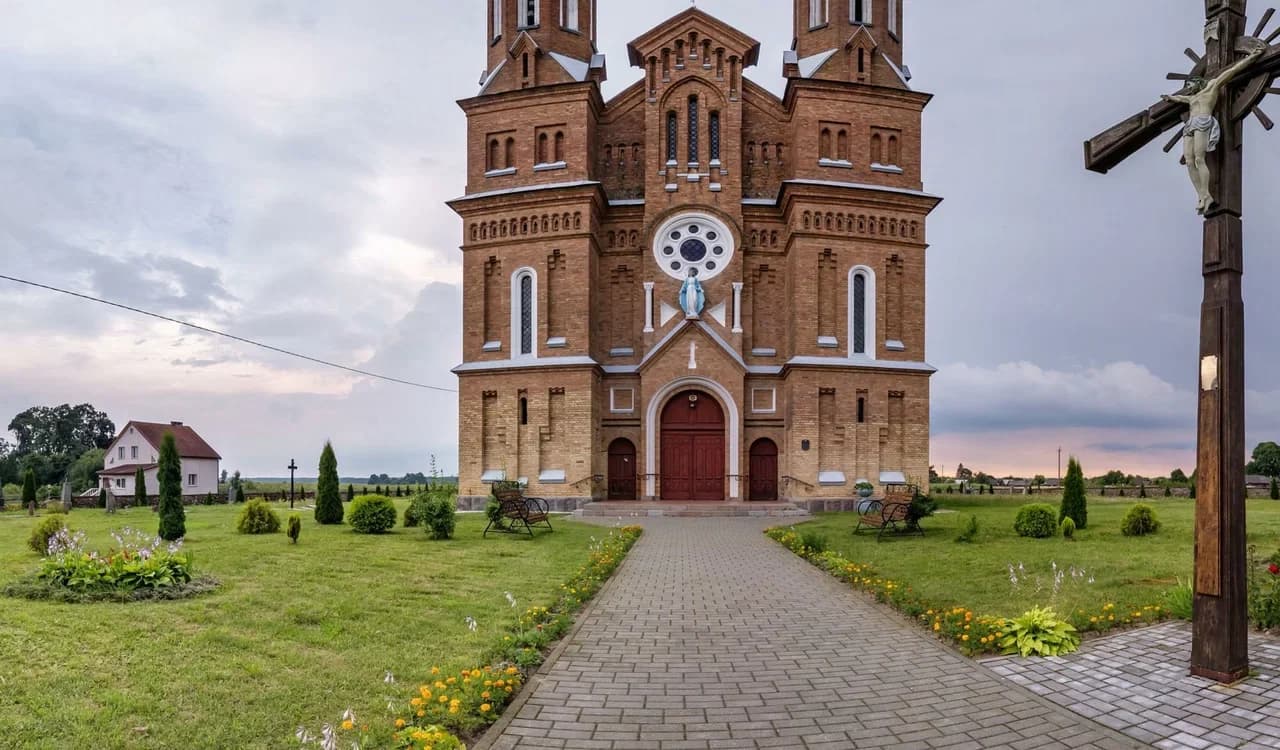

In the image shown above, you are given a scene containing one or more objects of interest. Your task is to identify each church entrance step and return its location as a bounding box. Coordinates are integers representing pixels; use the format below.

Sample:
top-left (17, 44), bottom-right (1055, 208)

top-left (576, 501), bottom-right (810, 518)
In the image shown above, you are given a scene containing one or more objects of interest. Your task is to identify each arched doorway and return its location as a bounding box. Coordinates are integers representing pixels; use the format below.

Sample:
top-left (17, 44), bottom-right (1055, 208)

top-left (749, 439), bottom-right (779, 501)
top-left (607, 438), bottom-right (637, 501)
top-left (660, 390), bottom-right (725, 501)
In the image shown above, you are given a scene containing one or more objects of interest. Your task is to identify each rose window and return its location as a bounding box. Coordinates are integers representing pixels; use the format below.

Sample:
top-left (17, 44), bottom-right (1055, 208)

top-left (653, 213), bottom-right (734, 281)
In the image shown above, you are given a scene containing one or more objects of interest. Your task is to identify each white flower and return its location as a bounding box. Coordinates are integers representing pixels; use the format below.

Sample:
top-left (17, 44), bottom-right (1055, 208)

top-left (295, 726), bottom-right (313, 744)
top-left (342, 708), bottom-right (355, 722)
top-left (383, 671), bottom-right (395, 684)
top-left (505, 592), bottom-right (517, 608)
top-left (465, 616), bottom-right (478, 632)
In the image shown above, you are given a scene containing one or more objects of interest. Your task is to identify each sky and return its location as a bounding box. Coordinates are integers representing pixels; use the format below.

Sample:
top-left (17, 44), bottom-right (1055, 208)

top-left (1, 0), bottom-right (1279, 479)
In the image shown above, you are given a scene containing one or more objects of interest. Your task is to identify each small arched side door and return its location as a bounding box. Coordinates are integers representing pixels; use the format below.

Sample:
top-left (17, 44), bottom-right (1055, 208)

top-left (608, 438), bottom-right (637, 501)
top-left (749, 438), bottom-right (779, 502)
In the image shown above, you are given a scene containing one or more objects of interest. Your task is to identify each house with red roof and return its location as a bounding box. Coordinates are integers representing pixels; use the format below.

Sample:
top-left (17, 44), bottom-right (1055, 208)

top-left (97, 421), bottom-right (221, 498)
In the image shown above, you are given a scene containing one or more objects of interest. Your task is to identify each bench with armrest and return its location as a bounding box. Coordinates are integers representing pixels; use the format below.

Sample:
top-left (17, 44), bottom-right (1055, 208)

top-left (484, 489), bottom-right (554, 537)
top-left (853, 499), bottom-right (924, 540)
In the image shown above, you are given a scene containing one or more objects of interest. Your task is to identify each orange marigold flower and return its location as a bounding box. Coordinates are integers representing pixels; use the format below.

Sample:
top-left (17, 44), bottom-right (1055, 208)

top-left (342, 720), bottom-right (354, 731)
top-left (395, 719), bottom-right (406, 728)
top-left (481, 703), bottom-right (492, 712)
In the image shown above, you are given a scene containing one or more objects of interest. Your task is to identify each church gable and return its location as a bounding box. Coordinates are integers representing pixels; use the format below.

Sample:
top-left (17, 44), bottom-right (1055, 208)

top-left (625, 7), bottom-right (761, 73)
top-left (638, 320), bottom-right (747, 381)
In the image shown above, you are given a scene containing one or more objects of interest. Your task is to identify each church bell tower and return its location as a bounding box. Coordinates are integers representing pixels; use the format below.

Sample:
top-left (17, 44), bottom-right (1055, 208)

top-left (483, 0), bottom-right (604, 95)
top-left (788, 0), bottom-right (907, 88)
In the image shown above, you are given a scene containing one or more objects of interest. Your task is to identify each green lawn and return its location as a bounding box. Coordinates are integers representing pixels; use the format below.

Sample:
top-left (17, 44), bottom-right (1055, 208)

top-left (786, 496), bottom-right (1280, 620)
top-left (0, 503), bottom-right (599, 749)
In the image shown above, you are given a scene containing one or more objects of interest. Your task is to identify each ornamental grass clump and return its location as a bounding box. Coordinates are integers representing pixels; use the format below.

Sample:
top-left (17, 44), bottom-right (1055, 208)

top-left (954, 514), bottom-right (979, 544)
top-left (1013, 504), bottom-right (1058, 538)
top-left (998, 606), bottom-right (1081, 657)
top-left (1060, 516), bottom-right (1076, 540)
top-left (1121, 503), bottom-right (1161, 537)
top-left (1165, 577), bottom-right (1193, 620)
top-left (236, 499), bottom-right (281, 534)
top-left (348, 495), bottom-right (397, 534)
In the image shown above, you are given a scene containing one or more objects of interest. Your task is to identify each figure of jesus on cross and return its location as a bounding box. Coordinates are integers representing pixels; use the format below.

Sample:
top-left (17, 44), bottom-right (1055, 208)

top-left (1085, 0), bottom-right (1280, 683)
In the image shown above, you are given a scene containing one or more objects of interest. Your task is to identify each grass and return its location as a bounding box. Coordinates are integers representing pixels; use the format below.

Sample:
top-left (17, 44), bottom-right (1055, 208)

top-left (784, 495), bottom-right (1280, 620)
top-left (0, 502), bottom-right (603, 749)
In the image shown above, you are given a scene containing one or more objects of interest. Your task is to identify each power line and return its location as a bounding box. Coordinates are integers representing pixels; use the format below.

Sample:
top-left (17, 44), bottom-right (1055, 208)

top-left (0, 273), bottom-right (457, 394)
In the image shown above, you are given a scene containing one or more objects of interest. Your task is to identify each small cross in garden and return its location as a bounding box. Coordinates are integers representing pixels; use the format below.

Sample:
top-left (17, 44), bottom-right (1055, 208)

top-left (287, 458), bottom-right (298, 509)
top-left (1084, 0), bottom-right (1280, 683)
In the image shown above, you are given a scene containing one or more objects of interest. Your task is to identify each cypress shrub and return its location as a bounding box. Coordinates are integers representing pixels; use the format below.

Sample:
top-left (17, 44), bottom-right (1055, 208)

top-left (1164, 486), bottom-right (1173, 498)
top-left (237, 499), bottom-right (282, 534)
top-left (22, 469), bottom-right (36, 514)
top-left (346, 484), bottom-right (355, 502)
top-left (1190, 482), bottom-right (1197, 499)
top-left (1014, 504), bottom-right (1058, 538)
top-left (235, 484), bottom-right (245, 504)
top-left (156, 432), bottom-right (186, 541)
top-left (98, 488), bottom-right (107, 508)
top-left (1139, 482), bottom-right (1147, 499)
top-left (1121, 504), bottom-right (1161, 537)
top-left (314, 441), bottom-right (343, 524)
top-left (1272, 477), bottom-right (1279, 501)
top-left (134, 467), bottom-right (147, 507)
top-left (348, 495), bottom-right (397, 534)
top-left (1059, 457), bottom-right (1088, 530)
top-left (287, 514), bottom-right (301, 544)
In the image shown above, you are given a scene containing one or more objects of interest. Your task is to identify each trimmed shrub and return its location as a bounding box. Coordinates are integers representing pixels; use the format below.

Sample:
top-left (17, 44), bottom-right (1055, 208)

top-left (22, 469), bottom-right (36, 513)
top-left (1121, 504), bottom-right (1161, 537)
top-left (156, 432), bottom-right (186, 541)
top-left (349, 495), bottom-right (397, 534)
top-left (234, 484), bottom-right (245, 504)
top-left (28, 515), bottom-right (67, 555)
top-left (1059, 457), bottom-right (1088, 530)
top-left (134, 467), bottom-right (147, 507)
top-left (1060, 516), bottom-right (1076, 540)
top-left (1014, 504), bottom-right (1058, 539)
top-left (314, 441), bottom-right (343, 524)
top-left (287, 514), bottom-right (301, 544)
top-left (98, 488), bottom-right (107, 508)
top-left (423, 495), bottom-right (457, 540)
top-left (1190, 482), bottom-right (1197, 499)
top-left (237, 499), bottom-right (282, 534)
top-left (955, 514), bottom-right (979, 543)
top-left (346, 484), bottom-right (355, 503)
top-left (1164, 486), bottom-right (1173, 498)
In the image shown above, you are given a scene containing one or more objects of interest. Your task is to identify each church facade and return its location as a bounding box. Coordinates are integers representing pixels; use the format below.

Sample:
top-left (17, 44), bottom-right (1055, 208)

top-left (450, 0), bottom-right (939, 509)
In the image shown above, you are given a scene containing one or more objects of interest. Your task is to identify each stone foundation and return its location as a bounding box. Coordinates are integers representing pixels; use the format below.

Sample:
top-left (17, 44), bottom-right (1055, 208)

top-left (458, 495), bottom-right (595, 512)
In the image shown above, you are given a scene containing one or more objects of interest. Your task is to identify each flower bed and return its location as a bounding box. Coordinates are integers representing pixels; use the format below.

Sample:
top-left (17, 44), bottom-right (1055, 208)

top-left (5, 527), bottom-right (217, 603)
top-left (300, 525), bottom-right (643, 750)
top-left (765, 526), bottom-right (1166, 656)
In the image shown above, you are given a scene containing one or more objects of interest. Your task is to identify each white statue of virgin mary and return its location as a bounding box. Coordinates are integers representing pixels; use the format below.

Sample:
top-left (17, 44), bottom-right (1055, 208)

top-left (679, 271), bottom-right (705, 318)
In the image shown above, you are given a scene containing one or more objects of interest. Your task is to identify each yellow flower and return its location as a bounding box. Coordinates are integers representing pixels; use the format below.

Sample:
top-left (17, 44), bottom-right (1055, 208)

top-left (395, 718), bottom-right (406, 728)
top-left (448, 706), bottom-right (459, 714)
top-left (431, 666), bottom-right (440, 675)
top-left (961, 635), bottom-right (969, 642)
top-left (481, 703), bottom-right (492, 712)
top-left (416, 709), bottom-right (425, 717)
top-left (446, 677), bottom-right (456, 685)
top-left (342, 720), bottom-right (354, 731)
top-left (932, 622), bottom-right (940, 631)
top-left (411, 697), bottom-right (422, 707)
top-left (438, 695), bottom-right (449, 704)
top-left (482, 691), bottom-right (491, 699)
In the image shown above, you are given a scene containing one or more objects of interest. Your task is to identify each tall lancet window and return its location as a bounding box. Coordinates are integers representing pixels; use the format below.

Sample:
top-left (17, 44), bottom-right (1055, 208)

top-left (520, 0), bottom-right (538, 28)
top-left (666, 111), bottom-right (678, 162)
top-left (709, 111), bottom-right (721, 162)
top-left (888, 0), bottom-right (898, 34)
top-left (849, 267), bottom-right (876, 358)
top-left (492, 0), bottom-right (503, 40)
top-left (562, 0), bottom-right (578, 31)
top-left (687, 95), bottom-right (699, 163)
top-left (809, 0), bottom-right (828, 28)
top-left (512, 268), bottom-right (537, 358)
top-left (851, 0), bottom-right (871, 24)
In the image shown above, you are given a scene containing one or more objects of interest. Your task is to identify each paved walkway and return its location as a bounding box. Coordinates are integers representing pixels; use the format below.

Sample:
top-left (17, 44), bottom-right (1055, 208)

top-left (987, 621), bottom-right (1280, 750)
top-left (486, 518), bottom-right (1141, 749)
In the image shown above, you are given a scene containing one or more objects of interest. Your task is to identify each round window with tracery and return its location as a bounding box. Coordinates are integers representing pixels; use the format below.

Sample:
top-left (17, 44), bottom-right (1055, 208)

top-left (652, 213), bottom-right (734, 281)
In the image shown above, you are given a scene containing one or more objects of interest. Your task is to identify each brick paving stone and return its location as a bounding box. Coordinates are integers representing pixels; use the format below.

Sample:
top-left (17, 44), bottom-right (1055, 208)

top-left (483, 518), bottom-right (1140, 749)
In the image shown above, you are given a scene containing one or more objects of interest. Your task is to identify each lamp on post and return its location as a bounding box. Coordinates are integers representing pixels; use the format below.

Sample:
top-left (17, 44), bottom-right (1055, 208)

top-left (287, 459), bottom-right (298, 509)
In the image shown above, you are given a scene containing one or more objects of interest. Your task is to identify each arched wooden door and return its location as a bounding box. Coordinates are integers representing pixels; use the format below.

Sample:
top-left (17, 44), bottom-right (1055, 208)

top-left (749, 439), bottom-right (779, 501)
top-left (607, 438), bottom-right (637, 501)
top-left (660, 390), bottom-right (725, 501)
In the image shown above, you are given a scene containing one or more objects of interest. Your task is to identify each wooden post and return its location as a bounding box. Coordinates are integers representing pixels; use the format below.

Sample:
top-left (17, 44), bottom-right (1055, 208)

top-left (1192, 0), bottom-right (1249, 683)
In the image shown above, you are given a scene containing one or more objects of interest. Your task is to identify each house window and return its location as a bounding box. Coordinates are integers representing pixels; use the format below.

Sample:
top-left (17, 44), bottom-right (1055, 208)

top-left (187, 473), bottom-right (197, 487)
top-left (849, 267), bottom-right (876, 358)
top-left (888, 0), bottom-right (898, 34)
top-left (131, 445), bottom-right (138, 459)
top-left (851, 0), bottom-right (871, 24)
top-left (512, 268), bottom-right (537, 358)
top-left (115, 478), bottom-right (125, 488)
top-left (492, 0), bottom-right (503, 40)
top-left (709, 111), bottom-right (721, 161)
top-left (809, 0), bottom-right (828, 28)
top-left (561, 0), bottom-right (578, 31)
top-left (687, 96), bottom-right (699, 163)
top-left (666, 111), bottom-right (678, 162)
top-left (520, 0), bottom-right (538, 28)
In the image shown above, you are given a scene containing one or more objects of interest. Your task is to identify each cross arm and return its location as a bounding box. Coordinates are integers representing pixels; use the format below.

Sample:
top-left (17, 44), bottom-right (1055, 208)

top-left (1084, 98), bottom-right (1187, 174)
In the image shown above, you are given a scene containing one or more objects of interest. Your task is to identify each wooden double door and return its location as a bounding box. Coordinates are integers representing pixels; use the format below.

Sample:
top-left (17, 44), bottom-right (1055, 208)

top-left (660, 390), bottom-right (725, 502)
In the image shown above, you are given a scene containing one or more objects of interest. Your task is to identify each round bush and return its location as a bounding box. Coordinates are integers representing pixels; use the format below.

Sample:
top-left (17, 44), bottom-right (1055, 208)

top-left (1014, 504), bottom-right (1058, 538)
top-left (1060, 516), bottom-right (1076, 540)
top-left (236, 499), bottom-right (281, 534)
top-left (1121, 503), bottom-right (1161, 537)
top-left (422, 495), bottom-right (457, 540)
top-left (349, 495), bottom-right (397, 534)
top-left (28, 515), bottom-right (67, 555)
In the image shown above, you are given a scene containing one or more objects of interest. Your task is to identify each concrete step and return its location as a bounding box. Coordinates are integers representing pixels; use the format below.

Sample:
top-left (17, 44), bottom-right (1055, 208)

top-left (576, 502), bottom-right (810, 519)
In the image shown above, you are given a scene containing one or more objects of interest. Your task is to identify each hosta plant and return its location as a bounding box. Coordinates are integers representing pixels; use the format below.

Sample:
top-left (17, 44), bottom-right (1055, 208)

top-left (998, 606), bottom-right (1081, 657)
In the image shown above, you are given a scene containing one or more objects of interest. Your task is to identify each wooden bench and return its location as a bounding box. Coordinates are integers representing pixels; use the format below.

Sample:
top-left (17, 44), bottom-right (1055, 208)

top-left (853, 500), bottom-right (923, 541)
top-left (484, 489), bottom-right (554, 537)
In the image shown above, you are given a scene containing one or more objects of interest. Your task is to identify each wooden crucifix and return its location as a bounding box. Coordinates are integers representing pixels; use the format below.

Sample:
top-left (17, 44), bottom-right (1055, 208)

top-left (1085, 0), bottom-right (1280, 683)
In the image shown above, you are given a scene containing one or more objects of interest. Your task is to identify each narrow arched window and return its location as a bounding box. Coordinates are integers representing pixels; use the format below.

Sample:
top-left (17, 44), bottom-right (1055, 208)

top-left (809, 0), bottom-right (828, 27)
top-left (488, 139), bottom-right (500, 171)
top-left (505, 137), bottom-right (515, 169)
top-left (709, 111), bottom-right (721, 162)
top-left (849, 267), bottom-right (875, 358)
top-left (837, 130), bottom-right (849, 161)
top-left (513, 269), bottom-right (536, 357)
top-left (858, 48), bottom-right (866, 74)
top-left (888, 134), bottom-right (900, 166)
top-left (870, 133), bottom-right (883, 165)
top-left (521, 0), bottom-right (538, 28)
top-left (820, 128), bottom-right (831, 159)
top-left (851, 0), bottom-right (870, 24)
top-left (853, 273), bottom-right (867, 354)
top-left (888, 0), bottom-right (899, 35)
top-left (537, 133), bottom-right (549, 164)
top-left (492, 0), bottom-right (503, 40)
top-left (687, 95), bottom-right (699, 163)
top-left (522, 53), bottom-right (530, 78)
top-left (554, 131), bottom-right (565, 162)
top-left (520, 397), bottom-right (529, 425)
top-left (857, 397), bottom-right (866, 423)
top-left (666, 111), bottom-right (678, 162)
top-left (562, 0), bottom-right (578, 31)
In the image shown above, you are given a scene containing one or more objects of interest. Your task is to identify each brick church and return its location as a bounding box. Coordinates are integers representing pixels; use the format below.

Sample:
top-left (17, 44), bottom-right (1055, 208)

top-left (450, 0), bottom-right (939, 510)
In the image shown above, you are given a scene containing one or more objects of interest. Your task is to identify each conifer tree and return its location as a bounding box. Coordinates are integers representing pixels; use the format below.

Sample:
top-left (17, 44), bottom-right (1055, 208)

top-left (314, 441), bottom-right (343, 524)
top-left (347, 484), bottom-right (355, 502)
top-left (22, 468), bottom-right (37, 514)
top-left (156, 432), bottom-right (186, 540)
top-left (134, 466), bottom-right (147, 507)
top-left (1059, 456), bottom-right (1088, 529)
top-left (1271, 476), bottom-right (1279, 501)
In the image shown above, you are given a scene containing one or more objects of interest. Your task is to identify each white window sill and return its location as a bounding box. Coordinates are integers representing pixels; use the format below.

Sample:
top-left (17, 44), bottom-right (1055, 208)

top-left (818, 471), bottom-right (847, 486)
top-left (609, 347), bottom-right (635, 357)
top-left (709, 183), bottom-right (722, 192)
top-left (885, 340), bottom-right (906, 352)
top-left (534, 161), bottom-right (567, 172)
top-left (686, 174), bottom-right (701, 183)
top-left (709, 159), bottom-right (722, 167)
top-left (819, 158), bottom-right (854, 169)
top-left (751, 348), bottom-right (778, 357)
top-left (538, 470), bottom-right (566, 484)
top-left (482, 341), bottom-right (503, 352)
top-left (480, 470), bottom-right (507, 483)
top-left (817, 336), bottom-right (839, 348)
top-left (665, 184), bottom-right (678, 192)
top-left (485, 167), bottom-right (517, 178)
top-left (546, 337), bottom-right (568, 349)
top-left (872, 163), bottom-right (904, 174)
